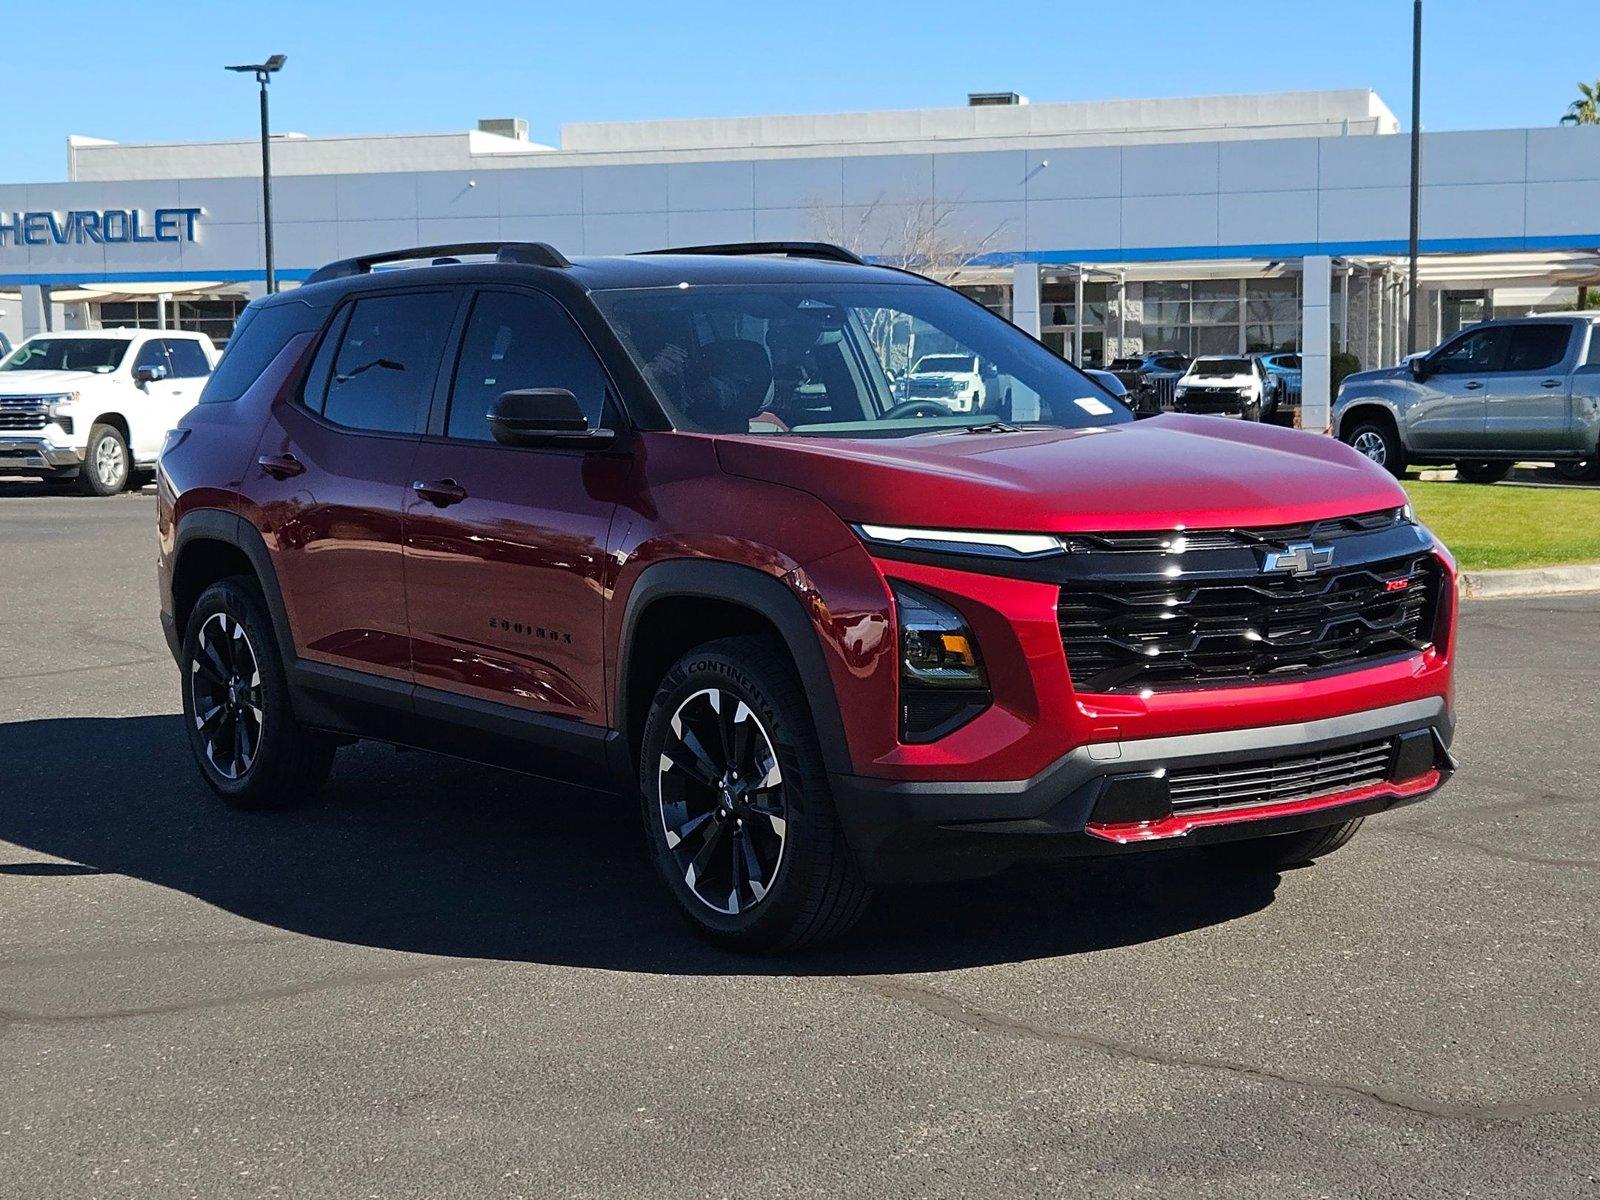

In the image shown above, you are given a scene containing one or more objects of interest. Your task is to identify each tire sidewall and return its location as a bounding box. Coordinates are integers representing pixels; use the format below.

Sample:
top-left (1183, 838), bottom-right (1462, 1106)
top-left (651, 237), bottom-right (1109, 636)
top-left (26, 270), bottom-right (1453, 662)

top-left (81, 424), bottom-right (129, 496)
top-left (180, 578), bottom-right (297, 804)
top-left (638, 644), bottom-right (828, 944)
top-left (1346, 419), bottom-right (1405, 477)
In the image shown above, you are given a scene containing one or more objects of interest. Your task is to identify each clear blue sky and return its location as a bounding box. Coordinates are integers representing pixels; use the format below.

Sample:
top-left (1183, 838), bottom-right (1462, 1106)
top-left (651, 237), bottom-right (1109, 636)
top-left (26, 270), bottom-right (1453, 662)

top-left (7, 0), bottom-right (1597, 184)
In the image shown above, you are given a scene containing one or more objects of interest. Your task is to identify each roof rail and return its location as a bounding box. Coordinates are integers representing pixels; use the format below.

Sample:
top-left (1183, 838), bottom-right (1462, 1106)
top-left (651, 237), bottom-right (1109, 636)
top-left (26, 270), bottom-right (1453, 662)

top-left (305, 241), bottom-right (570, 285)
top-left (634, 241), bottom-right (866, 266)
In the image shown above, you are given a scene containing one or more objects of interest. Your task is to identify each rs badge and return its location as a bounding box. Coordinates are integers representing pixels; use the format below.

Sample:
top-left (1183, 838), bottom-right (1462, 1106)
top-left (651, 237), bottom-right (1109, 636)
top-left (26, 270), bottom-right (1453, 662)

top-left (1262, 541), bottom-right (1335, 576)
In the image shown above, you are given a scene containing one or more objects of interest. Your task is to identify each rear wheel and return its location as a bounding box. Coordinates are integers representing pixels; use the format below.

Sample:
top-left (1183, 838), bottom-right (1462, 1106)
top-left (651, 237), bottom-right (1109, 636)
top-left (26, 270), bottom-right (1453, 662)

top-left (181, 577), bottom-right (336, 808)
top-left (638, 635), bottom-right (870, 952)
top-left (1456, 460), bottom-right (1513, 484)
top-left (1208, 817), bottom-right (1365, 871)
top-left (1554, 459), bottom-right (1600, 482)
top-left (1343, 417), bottom-right (1407, 477)
top-left (78, 423), bottom-right (130, 496)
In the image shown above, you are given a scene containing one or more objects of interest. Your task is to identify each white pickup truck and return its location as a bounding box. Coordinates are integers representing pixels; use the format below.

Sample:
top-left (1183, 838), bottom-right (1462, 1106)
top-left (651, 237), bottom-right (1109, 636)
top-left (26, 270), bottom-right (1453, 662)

top-left (0, 329), bottom-right (217, 495)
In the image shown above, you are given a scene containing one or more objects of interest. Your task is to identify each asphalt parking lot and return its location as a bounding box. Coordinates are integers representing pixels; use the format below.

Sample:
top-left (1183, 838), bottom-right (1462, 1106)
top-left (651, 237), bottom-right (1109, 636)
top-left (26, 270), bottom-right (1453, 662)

top-left (1, 483), bottom-right (1595, 1199)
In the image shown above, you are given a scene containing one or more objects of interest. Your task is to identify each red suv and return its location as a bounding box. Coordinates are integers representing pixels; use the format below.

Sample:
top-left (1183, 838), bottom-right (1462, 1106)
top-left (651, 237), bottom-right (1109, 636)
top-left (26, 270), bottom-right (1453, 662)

top-left (157, 241), bottom-right (1458, 951)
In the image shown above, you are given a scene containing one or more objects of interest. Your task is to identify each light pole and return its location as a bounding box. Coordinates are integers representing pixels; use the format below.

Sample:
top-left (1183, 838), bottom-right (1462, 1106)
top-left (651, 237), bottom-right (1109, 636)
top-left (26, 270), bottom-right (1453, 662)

top-left (1407, 1), bottom-right (1422, 355)
top-left (226, 54), bottom-right (287, 294)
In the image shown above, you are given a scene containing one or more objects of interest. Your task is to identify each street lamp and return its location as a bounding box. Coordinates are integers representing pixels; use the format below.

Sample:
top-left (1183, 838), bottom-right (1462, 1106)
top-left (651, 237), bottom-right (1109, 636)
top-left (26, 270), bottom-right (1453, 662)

top-left (1407, 2), bottom-right (1422, 355)
top-left (226, 54), bottom-right (288, 294)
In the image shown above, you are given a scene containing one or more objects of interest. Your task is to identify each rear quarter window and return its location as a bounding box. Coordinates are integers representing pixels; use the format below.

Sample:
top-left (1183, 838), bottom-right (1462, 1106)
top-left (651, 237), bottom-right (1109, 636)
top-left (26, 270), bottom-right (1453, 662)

top-left (199, 298), bottom-right (326, 404)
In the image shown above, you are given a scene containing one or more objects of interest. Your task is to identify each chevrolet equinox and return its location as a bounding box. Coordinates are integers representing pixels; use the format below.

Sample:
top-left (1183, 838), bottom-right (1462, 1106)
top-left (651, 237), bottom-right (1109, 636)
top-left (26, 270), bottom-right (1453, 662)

top-left (157, 241), bottom-right (1459, 951)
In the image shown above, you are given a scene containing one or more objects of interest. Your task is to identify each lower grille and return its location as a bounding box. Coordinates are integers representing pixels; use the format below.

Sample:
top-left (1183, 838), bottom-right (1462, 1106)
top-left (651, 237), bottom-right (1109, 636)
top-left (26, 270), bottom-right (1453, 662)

top-left (1167, 739), bottom-right (1395, 812)
top-left (1058, 552), bottom-right (1439, 692)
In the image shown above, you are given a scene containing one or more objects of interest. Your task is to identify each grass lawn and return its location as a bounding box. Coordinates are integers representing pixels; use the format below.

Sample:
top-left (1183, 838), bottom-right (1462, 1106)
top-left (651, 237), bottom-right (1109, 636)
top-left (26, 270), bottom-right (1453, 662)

top-left (1404, 480), bottom-right (1600, 571)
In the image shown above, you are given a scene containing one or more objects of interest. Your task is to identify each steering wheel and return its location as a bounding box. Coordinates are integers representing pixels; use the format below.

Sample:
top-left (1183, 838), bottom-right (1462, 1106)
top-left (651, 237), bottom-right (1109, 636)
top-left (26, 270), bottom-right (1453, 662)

top-left (880, 399), bottom-right (953, 421)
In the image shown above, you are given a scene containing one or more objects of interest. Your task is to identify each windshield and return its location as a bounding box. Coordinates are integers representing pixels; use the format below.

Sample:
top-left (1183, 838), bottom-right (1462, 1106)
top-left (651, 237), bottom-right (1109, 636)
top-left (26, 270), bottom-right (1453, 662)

top-left (0, 338), bottom-right (128, 374)
top-left (592, 282), bottom-right (1131, 438)
top-left (911, 354), bottom-right (974, 374)
top-left (1189, 357), bottom-right (1251, 377)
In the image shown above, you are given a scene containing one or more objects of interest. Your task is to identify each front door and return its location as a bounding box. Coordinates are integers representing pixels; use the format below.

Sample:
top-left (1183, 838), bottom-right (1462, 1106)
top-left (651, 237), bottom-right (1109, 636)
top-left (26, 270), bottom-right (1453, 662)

top-left (1409, 325), bottom-right (1508, 453)
top-left (128, 339), bottom-right (199, 461)
top-left (247, 287), bottom-right (460, 684)
top-left (1483, 322), bottom-right (1579, 454)
top-left (403, 287), bottom-right (627, 726)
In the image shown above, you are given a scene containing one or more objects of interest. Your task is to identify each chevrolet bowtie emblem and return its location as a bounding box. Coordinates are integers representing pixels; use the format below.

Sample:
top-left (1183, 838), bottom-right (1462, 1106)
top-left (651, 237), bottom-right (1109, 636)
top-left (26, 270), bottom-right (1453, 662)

top-left (1262, 541), bottom-right (1335, 576)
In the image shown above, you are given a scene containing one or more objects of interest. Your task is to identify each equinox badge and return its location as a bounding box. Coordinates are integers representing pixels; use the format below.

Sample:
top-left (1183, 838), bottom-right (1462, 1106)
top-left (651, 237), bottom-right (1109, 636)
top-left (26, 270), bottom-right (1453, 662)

top-left (1262, 541), bottom-right (1335, 576)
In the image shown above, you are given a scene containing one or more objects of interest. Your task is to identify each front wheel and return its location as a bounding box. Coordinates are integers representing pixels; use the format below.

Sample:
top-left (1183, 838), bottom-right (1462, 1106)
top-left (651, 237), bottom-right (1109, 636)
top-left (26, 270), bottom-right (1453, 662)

top-left (1342, 417), bottom-right (1407, 478)
top-left (78, 423), bottom-right (130, 496)
top-left (638, 636), bottom-right (870, 952)
top-left (1456, 460), bottom-right (1513, 484)
top-left (1554, 459), bottom-right (1600, 482)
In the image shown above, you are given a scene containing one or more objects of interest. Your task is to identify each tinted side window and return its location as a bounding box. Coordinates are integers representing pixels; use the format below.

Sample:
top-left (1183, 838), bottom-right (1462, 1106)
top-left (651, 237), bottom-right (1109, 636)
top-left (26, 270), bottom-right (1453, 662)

top-left (133, 340), bottom-right (171, 374)
top-left (1503, 324), bottom-right (1572, 373)
top-left (323, 292), bottom-right (455, 435)
top-left (445, 290), bottom-right (608, 442)
top-left (200, 298), bottom-right (325, 404)
top-left (165, 339), bottom-right (212, 378)
top-left (1587, 328), bottom-right (1600, 368)
top-left (1431, 327), bottom-right (1509, 375)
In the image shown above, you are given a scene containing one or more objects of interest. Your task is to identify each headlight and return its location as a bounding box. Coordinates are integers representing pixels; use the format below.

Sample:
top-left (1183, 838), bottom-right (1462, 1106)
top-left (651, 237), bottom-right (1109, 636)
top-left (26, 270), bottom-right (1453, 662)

top-left (855, 524), bottom-right (1063, 559)
top-left (1401, 501), bottom-right (1418, 525)
top-left (892, 583), bottom-right (990, 743)
top-left (46, 392), bottom-right (77, 418)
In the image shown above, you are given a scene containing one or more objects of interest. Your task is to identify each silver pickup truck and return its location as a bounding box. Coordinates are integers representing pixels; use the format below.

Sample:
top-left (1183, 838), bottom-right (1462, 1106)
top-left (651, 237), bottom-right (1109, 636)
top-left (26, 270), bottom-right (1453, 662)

top-left (1333, 313), bottom-right (1600, 482)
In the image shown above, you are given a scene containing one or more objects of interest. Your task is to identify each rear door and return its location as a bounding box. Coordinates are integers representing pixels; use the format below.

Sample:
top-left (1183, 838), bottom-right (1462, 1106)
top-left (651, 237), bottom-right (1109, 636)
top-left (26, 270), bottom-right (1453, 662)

top-left (1409, 325), bottom-right (1508, 452)
top-left (402, 286), bottom-right (626, 727)
top-left (247, 287), bottom-right (461, 686)
top-left (1483, 322), bottom-right (1579, 454)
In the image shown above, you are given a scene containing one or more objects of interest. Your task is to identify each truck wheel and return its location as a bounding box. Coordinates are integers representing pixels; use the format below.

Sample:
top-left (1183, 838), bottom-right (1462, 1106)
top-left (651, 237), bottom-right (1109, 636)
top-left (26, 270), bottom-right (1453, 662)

top-left (181, 577), bottom-right (337, 808)
top-left (1554, 459), bottom-right (1600, 482)
top-left (1208, 817), bottom-right (1364, 871)
top-left (78, 423), bottom-right (130, 495)
top-left (1455, 460), bottom-right (1513, 484)
top-left (639, 635), bottom-right (871, 952)
top-left (1342, 417), bottom-right (1407, 477)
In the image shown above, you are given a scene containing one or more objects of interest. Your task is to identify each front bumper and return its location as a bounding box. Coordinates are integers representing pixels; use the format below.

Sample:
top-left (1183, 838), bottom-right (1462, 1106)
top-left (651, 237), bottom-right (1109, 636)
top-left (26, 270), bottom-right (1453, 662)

top-left (0, 436), bottom-right (83, 472)
top-left (831, 697), bottom-right (1454, 883)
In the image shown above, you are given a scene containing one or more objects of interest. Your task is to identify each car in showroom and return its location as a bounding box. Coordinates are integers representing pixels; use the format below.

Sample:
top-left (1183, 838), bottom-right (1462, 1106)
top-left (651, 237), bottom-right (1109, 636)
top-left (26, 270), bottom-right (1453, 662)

top-left (156, 240), bottom-right (1458, 951)
top-left (1172, 355), bottom-right (1270, 420)
top-left (1334, 314), bottom-right (1600, 482)
top-left (0, 328), bottom-right (216, 494)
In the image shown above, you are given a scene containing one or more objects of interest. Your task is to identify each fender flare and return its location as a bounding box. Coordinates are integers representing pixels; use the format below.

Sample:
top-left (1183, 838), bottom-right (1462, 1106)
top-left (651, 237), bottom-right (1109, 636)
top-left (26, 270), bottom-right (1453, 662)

top-left (171, 508), bottom-right (297, 673)
top-left (615, 559), bottom-right (855, 776)
top-left (1333, 397), bottom-right (1402, 441)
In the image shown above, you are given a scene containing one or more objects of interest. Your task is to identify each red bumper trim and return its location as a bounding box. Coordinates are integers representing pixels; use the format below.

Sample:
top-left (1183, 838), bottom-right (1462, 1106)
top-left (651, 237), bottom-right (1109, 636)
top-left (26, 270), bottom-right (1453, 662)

top-left (1084, 769), bottom-right (1442, 844)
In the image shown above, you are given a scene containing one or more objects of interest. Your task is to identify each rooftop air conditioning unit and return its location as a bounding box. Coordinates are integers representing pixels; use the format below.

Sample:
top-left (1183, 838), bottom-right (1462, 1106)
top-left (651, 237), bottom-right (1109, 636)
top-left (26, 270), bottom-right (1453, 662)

top-left (477, 117), bottom-right (529, 141)
top-left (967, 92), bottom-right (1028, 107)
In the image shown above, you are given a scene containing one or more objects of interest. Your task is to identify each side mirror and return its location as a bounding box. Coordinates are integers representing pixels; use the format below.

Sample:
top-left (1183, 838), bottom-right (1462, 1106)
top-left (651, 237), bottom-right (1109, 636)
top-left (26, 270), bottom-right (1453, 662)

top-left (134, 363), bottom-right (168, 386)
top-left (1408, 356), bottom-right (1430, 381)
top-left (487, 389), bottom-right (616, 449)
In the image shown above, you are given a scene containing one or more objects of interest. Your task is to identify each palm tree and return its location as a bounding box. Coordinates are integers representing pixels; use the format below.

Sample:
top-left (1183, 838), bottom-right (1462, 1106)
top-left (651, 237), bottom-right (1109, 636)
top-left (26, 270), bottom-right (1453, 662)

top-left (1561, 81), bottom-right (1600, 125)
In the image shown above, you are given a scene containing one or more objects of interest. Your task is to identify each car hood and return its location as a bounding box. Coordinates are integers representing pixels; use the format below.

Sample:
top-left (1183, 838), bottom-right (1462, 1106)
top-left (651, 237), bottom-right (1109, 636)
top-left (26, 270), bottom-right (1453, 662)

top-left (1341, 365), bottom-right (1408, 387)
top-left (715, 413), bottom-right (1407, 533)
top-left (1182, 374), bottom-right (1253, 387)
top-left (0, 370), bottom-right (107, 393)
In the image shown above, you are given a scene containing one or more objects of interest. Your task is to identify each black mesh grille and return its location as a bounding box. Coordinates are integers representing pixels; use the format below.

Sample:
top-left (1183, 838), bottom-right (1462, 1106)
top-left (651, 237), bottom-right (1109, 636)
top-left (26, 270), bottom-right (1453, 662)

top-left (1167, 739), bottom-right (1395, 812)
top-left (1059, 509), bottom-right (1403, 555)
top-left (1058, 551), bottom-right (1439, 693)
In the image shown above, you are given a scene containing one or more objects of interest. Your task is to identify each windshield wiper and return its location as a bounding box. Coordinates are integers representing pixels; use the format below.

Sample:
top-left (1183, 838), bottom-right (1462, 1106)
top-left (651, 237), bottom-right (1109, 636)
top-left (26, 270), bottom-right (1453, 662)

top-left (947, 420), bottom-right (1025, 435)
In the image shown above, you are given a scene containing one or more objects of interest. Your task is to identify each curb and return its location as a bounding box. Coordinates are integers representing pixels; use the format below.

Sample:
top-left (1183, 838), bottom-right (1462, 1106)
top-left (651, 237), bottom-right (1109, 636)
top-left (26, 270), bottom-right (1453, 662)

top-left (1460, 562), bottom-right (1600, 600)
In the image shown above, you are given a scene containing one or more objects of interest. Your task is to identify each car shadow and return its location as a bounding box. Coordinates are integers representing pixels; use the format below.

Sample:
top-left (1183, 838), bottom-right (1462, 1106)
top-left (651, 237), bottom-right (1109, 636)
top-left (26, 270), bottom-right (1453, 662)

top-left (0, 715), bottom-right (1281, 975)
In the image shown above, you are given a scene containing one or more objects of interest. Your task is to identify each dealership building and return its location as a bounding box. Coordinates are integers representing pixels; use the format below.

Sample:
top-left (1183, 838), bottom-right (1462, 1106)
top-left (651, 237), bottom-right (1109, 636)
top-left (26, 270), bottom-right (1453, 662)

top-left (5, 87), bottom-right (1600, 426)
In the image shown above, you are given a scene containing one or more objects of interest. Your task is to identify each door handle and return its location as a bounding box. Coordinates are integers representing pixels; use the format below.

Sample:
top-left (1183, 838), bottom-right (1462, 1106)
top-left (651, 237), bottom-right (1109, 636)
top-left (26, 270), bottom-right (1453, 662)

top-left (1463, 381), bottom-right (1484, 390)
top-left (412, 478), bottom-right (467, 507)
top-left (1541, 379), bottom-right (1563, 389)
top-left (257, 453), bottom-right (304, 479)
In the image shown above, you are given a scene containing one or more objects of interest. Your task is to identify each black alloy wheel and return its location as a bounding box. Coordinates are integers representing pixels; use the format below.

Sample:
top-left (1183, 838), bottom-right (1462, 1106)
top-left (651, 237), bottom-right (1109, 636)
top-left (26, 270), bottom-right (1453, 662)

top-left (657, 686), bottom-right (789, 916)
top-left (190, 609), bottom-right (265, 781)
top-left (639, 636), bottom-right (870, 951)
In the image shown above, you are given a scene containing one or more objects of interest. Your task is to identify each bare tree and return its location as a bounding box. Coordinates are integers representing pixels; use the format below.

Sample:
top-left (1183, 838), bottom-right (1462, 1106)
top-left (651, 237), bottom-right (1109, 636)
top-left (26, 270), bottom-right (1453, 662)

top-left (809, 194), bottom-right (1013, 374)
top-left (810, 193), bottom-right (1010, 283)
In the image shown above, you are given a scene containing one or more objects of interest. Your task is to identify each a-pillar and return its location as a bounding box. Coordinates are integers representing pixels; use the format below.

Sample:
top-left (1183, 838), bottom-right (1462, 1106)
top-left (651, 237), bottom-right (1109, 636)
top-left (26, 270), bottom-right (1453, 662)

top-left (1301, 255), bottom-right (1333, 433)
top-left (1011, 261), bottom-right (1042, 339)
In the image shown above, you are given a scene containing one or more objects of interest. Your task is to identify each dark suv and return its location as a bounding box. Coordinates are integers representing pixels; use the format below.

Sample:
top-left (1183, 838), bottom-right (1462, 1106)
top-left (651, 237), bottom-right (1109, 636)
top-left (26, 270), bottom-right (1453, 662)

top-left (158, 240), bottom-right (1459, 951)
